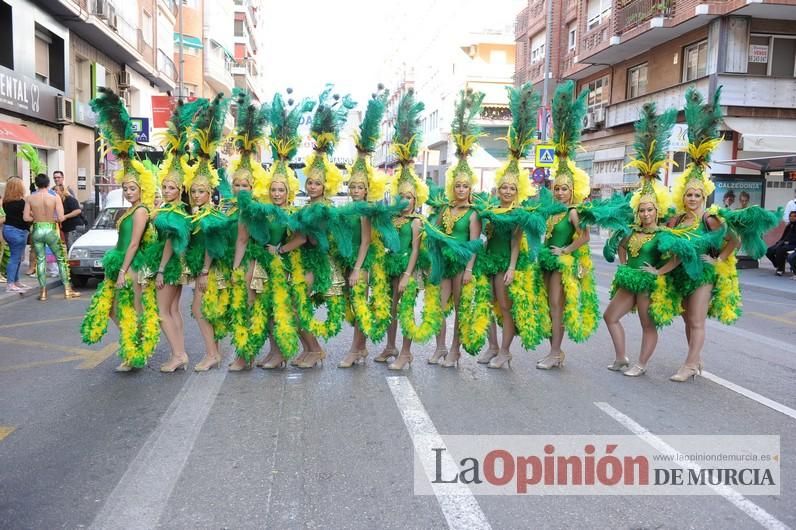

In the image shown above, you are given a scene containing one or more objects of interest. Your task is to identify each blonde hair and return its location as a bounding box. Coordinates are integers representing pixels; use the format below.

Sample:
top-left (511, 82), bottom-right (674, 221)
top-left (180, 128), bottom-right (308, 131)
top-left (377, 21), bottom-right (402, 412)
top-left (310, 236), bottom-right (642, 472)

top-left (3, 177), bottom-right (25, 203)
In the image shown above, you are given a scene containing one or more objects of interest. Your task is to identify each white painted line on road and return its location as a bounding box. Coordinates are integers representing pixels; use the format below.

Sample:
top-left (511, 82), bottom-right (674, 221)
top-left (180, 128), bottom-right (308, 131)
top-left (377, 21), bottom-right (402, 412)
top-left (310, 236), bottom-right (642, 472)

top-left (387, 377), bottom-right (491, 530)
top-left (701, 371), bottom-right (796, 421)
top-left (90, 370), bottom-right (227, 530)
top-left (595, 402), bottom-right (788, 530)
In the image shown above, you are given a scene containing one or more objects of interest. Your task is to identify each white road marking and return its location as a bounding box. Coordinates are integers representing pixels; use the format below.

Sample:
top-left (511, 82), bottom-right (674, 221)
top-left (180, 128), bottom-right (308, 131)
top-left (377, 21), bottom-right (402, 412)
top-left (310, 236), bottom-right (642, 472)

top-left (701, 371), bottom-right (796, 421)
top-left (595, 402), bottom-right (788, 530)
top-left (90, 370), bottom-right (227, 530)
top-left (387, 377), bottom-right (491, 530)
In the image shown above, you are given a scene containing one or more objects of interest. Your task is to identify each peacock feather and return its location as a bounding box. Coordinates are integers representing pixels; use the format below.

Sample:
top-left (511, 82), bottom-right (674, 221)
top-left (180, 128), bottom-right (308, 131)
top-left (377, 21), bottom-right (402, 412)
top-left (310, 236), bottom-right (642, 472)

top-left (391, 88), bottom-right (425, 163)
top-left (90, 87), bottom-right (136, 160)
top-left (355, 85), bottom-right (388, 155)
top-left (310, 83), bottom-right (356, 154)
top-left (269, 90), bottom-right (315, 161)
top-left (551, 80), bottom-right (589, 161)
top-left (504, 82), bottom-right (540, 159)
top-left (450, 88), bottom-right (485, 158)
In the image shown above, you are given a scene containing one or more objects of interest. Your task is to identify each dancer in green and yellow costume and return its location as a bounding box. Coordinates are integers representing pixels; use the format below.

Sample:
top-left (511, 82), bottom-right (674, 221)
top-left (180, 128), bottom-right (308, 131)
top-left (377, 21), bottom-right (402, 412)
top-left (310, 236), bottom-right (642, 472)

top-left (282, 84), bottom-right (356, 369)
top-left (535, 81), bottom-right (599, 370)
top-left (80, 88), bottom-right (160, 372)
top-left (236, 89), bottom-right (315, 370)
top-left (149, 99), bottom-right (197, 373)
top-left (430, 89), bottom-right (485, 368)
top-left (603, 102), bottom-right (721, 378)
top-left (475, 82), bottom-right (547, 368)
top-left (666, 87), bottom-right (779, 382)
top-left (183, 94), bottom-right (234, 372)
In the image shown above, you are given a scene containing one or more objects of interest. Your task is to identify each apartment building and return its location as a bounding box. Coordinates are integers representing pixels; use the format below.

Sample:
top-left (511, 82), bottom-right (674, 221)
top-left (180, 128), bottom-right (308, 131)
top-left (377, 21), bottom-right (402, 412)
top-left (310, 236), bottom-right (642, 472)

top-left (232, 0), bottom-right (264, 103)
top-left (514, 0), bottom-right (796, 207)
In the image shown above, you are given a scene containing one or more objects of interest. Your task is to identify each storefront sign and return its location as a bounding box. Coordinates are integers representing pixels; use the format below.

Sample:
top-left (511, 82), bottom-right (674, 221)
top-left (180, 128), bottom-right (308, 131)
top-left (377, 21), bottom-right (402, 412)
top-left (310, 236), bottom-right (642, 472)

top-left (74, 101), bottom-right (97, 127)
top-left (130, 117), bottom-right (150, 143)
top-left (0, 65), bottom-right (60, 123)
top-left (748, 45), bottom-right (769, 64)
top-left (713, 178), bottom-right (764, 209)
top-left (151, 95), bottom-right (197, 128)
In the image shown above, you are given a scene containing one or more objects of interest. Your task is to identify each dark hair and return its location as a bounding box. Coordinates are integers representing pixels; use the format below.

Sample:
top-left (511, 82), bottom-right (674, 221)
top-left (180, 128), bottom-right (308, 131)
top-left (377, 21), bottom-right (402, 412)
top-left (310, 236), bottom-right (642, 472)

top-left (35, 173), bottom-right (50, 189)
top-left (739, 191), bottom-right (750, 200)
top-left (53, 170), bottom-right (64, 178)
top-left (723, 190), bottom-right (736, 199)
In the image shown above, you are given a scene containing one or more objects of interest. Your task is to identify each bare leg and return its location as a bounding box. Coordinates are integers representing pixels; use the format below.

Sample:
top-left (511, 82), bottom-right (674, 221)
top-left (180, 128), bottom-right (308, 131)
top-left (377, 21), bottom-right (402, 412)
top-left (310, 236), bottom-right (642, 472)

top-left (603, 288), bottom-right (636, 364)
top-left (292, 270), bottom-right (316, 364)
top-left (158, 285), bottom-right (188, 370)
top-left (376, 277), bottom-right (400, 362)
top-left (193, 287), bottom-right (221, 370)
top-left (430, 278), bottom-right (452, 363)
top-left (683, 284), bottom-right (711, 367)
top-left (635, 293), bottom-right (658, 367)
top-left (443, 272), bottom-right (464, 365)
top-left (547, 271), bottom-right (565, 355)
top-left (494, 275), bottom-right (514, 354)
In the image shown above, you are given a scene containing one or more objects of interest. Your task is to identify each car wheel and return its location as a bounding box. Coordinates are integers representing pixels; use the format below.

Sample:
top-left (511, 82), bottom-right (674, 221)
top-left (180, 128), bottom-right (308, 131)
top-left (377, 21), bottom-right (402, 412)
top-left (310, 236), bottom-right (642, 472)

top-left (72, 275), bottom-right (89, 288)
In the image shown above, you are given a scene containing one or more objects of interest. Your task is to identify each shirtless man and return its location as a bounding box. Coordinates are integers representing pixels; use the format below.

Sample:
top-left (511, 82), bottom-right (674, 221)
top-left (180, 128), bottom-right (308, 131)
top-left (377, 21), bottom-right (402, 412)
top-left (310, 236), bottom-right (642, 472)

top-left (23, 173), bottom-right (80, 301)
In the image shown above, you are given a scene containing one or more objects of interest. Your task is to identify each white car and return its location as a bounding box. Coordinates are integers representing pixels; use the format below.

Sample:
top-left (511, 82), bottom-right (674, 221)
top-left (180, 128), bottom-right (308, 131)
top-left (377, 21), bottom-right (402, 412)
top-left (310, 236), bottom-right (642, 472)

top-left (68, 190), bottom-right (129, 287)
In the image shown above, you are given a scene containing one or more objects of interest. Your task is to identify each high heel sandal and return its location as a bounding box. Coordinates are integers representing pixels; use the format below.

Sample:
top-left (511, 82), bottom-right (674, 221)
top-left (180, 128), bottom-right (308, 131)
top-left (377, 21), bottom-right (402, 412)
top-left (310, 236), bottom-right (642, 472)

top-left (194, 355), bottom-right (222, 372)
top-left (290, 351), bottom-right (308, 367)
top-left (298, 349), bottom-right (326, 369)
top-left (607, 357), bottom-right (630, 371)
top-left (488, 352), bottom-right (512, 369)
top-left (261, 355), bottom-right (287, 369)
top-left (38, 287), bottom-right (47, 301)
top-left (536, 351), bottom-right (565, 370)
top-left (440, 351), bottom-right (460, 368)
top-left (388, 352), bottom-right (413, 371)
top-left (338, 349), bottom-right (365, 368)
top-left (669, 363), bottom-right (702, 382)
top-left (623, 364), bottom-right (647, 377)
top-left (114, 361), bottom-right (134, 372)
top-left (64, 287), bottom-right (82, 299)
top-left (160, 355), bottom-right (189, 373)
top-left (428, 348), bottom-right (448, 365)
top-left (228, 357), bottom-right (252, 372)
top-left (476, 347), bottom-right (498, 365)
top-left (256, 351), bottom-right (275, 368)
top-left (374, 347), bottom-right (398, 363)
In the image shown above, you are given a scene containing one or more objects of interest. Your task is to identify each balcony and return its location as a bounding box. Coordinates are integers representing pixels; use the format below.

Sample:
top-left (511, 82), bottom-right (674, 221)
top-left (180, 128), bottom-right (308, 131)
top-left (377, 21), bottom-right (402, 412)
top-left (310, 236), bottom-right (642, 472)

top-left (160, 0), bottom-right (178, 17)
top-left (204, 43), bottom-right (235, 95)
top-left (137, 29), bottom-right (154, 67)
top-left (716, 74), bottom-right (796, 109)
top-left (605, 76), bottom-right (710, 128)
top-left (514, 63), bottom-right (529, 85)
top-left (616, 0), bottom-right (675, 34)
top-left (515, 6), bottom-right (529, 39)
top-left (157, 49), bottom-right (177, 83)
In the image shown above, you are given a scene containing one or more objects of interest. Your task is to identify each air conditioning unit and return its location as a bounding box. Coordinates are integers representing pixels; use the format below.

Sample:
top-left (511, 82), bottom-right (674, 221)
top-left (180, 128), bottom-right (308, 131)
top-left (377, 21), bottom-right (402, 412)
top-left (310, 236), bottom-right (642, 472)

top-left (93, 0), bottom-right (108, 18)
top-left (584, 112), bottom-right (597, 130)
top-left (593, 106), bottom-right (606, 124)
top-left (117, 70), bottom-right (131, 88)
top-left (56, 95), bottom-right (74, 124)
top-left (119, 88), bottom-right (131, 110)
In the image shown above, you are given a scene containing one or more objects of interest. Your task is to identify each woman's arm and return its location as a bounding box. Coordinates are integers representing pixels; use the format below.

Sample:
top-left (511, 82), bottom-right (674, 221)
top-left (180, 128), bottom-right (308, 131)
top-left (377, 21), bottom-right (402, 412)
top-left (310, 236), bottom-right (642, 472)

top-left (561, 209), bottom-right (590, 254)
top-left (116, 208), bottom-right (148, 288)
top-left (463, 210), bottom-right (481, 283)
top-left (54, 195), bottom-right (65, 224)
top-left (505, 227), bottom-right (521, 285)
top-left (233, 222), bottom-right (249, 269)
top-left (349, 216), bottom-right (372, 285)
top-left (277, 232), bottom-right (307, 255)
top-left (706, 215), bottom-right (739, 260)
top-left (617, 237), bottom-right (629, 265)
top-left (23, 198), bottom-right (32, 222)
top-left (642, 256), bottom-right (681, 276)
top-left (155, 238), bottom-right (174, 289)
top-left (398, 219), bottom-right (422, 293)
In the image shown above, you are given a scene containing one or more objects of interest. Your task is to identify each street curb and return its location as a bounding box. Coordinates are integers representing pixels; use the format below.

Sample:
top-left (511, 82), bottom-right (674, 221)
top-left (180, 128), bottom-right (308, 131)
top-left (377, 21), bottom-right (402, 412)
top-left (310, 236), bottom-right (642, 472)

top-left (0, 279), bottom-right (64, 307)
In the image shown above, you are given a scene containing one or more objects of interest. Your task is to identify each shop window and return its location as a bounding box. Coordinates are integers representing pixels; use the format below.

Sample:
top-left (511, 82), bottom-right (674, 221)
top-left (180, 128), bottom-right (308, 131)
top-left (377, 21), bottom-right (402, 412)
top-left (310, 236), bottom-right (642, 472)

top-left (627, 63), bottom-right (648, 99)
top-left (683, 40), bottom-right (708, 82)
top-left (0, 2), bottom-right (12, 69)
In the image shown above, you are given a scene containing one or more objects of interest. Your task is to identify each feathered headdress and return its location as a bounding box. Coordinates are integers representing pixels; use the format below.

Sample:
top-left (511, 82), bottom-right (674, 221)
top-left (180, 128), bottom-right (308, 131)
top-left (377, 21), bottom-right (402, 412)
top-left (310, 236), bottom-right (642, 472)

top-left (495, 83), bottom-right (539, 204)
top-left (444, 88), bottom-right (485, 202)
top-left (672, 86), bottom-right (722, 212)
top-left (255, 89), bottom-right (315, 204)
top-left (304, 84), bottom-right (357, 199)
top-left (626, 103), bottom-right (676, 218)
top-left (347, 85), bottom-right (389, 202)
top-left (184, 93), bottom-right (229, 196)
top-left (90, 87), bottom-right (156, 207)
top-left (228, 88), bottom-right (269, 193)
top-left (550, 80), bottom-right (590, 204)
top-left (16, 144), bottom-right (47, 180)
top-left (390, 89), bottom-right (429, 206)
top-left (157, 98), bottom-right (202, 190)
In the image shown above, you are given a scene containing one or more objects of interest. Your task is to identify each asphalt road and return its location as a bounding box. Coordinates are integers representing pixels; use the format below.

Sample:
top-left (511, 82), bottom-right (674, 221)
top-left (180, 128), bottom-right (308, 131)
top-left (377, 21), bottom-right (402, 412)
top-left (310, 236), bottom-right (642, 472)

top-left (0, 257), bottom-right (794, 529)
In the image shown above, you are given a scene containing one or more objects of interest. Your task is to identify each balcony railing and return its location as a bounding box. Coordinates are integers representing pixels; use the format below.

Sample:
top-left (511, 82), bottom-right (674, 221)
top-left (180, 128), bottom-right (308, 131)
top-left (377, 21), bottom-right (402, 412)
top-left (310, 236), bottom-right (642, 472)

top-left (514, 63), bottom-right (529, 85)
top-left (137, 29), bottom-right (154, 66)
top-left (582, 21), bottom-right (610, 53)
top-left (616, 0), bottom-right (675, 34)
top-left (605, 77), bottom-right (709, 128)
top-left (114, 13), bottom-right (139, 50)
top-left (480, 106), bottom-right (511, 122)
top-left (157, 49), bottom-right (176, 82)
top-left (160, 0), bottom-right (178, 17)
top-left (515, 6), bottom-right (529, 38)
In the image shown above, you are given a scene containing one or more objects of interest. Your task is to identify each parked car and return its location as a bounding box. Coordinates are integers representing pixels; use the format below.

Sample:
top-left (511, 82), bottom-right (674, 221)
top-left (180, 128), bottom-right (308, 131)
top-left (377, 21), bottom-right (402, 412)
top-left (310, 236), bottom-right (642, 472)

top-left (68, 189), bottom-right (129, 287)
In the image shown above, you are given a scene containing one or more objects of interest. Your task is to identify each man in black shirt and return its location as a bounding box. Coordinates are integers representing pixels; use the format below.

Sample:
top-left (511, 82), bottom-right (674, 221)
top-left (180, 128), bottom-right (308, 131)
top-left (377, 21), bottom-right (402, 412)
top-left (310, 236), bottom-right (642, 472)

top-left (766, 211), bottom-right (796, 275)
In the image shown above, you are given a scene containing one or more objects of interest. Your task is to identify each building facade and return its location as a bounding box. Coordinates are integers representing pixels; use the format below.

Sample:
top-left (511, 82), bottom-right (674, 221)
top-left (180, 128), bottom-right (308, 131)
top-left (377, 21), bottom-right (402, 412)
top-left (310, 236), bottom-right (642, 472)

top-left (514, 0), bottom-right (796, 206)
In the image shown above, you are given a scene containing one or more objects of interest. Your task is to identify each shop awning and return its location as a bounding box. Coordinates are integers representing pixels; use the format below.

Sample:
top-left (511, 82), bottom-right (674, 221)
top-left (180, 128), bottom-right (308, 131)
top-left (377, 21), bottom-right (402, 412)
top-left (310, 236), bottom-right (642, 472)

top-left (723, 117), bottom-right (796, 153)
top-left (714, 154), bottom-right (796, 173)
top-left (468, 145), bottom-right (501, 169)
top-left (0, 121), bottom-right (49, 148)
top-left (174, 33), bottom-right (203, 49)
top-left (210, 38), bottom-right (235, 60)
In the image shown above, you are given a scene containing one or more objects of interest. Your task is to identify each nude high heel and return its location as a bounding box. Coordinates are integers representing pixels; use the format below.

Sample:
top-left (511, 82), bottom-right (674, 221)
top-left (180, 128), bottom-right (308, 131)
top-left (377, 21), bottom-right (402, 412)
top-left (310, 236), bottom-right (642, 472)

top-left (428, 348), bottom-right (447, 365)
top-left (488, 352), bottom-right (512, 369)
top-left (374, 347), bottom-right (398, 363)
top-left (298, 349), bottom-right (326, 369)
top-left (607, 357), bottom-right (630, 371)
top-left (669, 363), bottom-right (702, 382)
top-left (476, 347), bottom-right (498, 365)
top-left (194, 355), bottom-right (222, 372)
top-left (536, 351), bottom-right (565, 370)
top-left (623, 364), bottom-right (647, 377)
top-left (388, 352), bottom-right (413, 371)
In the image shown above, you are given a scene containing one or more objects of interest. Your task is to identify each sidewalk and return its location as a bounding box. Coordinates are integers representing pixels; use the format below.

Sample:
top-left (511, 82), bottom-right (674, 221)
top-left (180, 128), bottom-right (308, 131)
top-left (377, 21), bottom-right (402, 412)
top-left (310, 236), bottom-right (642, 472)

top-left (0, 277), bottom-right (64, 307)
top-left (588, 235), bottom-right (794, 298)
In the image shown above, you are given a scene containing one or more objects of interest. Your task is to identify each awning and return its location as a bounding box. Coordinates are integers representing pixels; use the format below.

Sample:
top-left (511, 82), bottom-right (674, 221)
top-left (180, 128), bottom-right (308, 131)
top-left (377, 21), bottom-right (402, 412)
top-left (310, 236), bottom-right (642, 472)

top-left (468, 145), bottom-right (502, 169)
top-left (723, 117), bottom-right (796, 153)
top-left (209, 38), bottom-right (234, 60)
top-left (714, 154), bottom-right (796, 173)
top-left (174, 33), bottom-right (203, 49)
top-left (0, 121), bottom-right (49, 148)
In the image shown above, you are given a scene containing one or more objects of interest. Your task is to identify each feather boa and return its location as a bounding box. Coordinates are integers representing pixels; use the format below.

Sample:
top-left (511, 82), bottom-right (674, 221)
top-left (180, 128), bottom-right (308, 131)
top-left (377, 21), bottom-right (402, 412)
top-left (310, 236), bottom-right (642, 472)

top-left (398, 279), bottom-right (443, 343)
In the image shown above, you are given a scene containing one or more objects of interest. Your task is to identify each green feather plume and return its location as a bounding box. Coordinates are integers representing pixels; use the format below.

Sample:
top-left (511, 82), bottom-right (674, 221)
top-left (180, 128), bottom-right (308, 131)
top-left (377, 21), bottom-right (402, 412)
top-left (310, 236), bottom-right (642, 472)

top-left (506, 82), bottom-right (540, 159)
top-left (90, 87), bottom-right (136, 159)
top-left (551, 80), bottom-right (589, 160)
top-left (310, 84), bottom-right (357, 154)
top-left (269, 91), bottom-right (315, 161)
top-left (631, 103), bottom-right (677, 178)
top-left (684, 86), bottom-right (722, 159)
top-left (232, 88), bottom-right (269, 153)
top-left (451, 88), bottom-right (485, 158)
top-left (356, 85), bottom-right (388, 154)
top-left (16, 144), bottom-right (47, 176)
top-left (192, 93), bottom-right (230, 158)
top-left (392, 89), bottom-right (425, 163)
top-left (217, 167), bottom-right (233, 199)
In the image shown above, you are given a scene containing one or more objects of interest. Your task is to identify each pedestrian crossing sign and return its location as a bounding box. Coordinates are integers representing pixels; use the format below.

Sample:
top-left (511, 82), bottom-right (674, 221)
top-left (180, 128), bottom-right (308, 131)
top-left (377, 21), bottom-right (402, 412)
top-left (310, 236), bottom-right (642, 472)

top-left (535, 145), bottom-right (556, 167)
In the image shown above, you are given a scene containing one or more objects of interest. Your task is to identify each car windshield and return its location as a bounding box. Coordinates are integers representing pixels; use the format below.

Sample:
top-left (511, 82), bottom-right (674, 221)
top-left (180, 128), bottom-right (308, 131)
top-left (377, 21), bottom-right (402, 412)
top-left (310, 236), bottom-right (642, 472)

top-left (93, 207), bottom-right (128, 230)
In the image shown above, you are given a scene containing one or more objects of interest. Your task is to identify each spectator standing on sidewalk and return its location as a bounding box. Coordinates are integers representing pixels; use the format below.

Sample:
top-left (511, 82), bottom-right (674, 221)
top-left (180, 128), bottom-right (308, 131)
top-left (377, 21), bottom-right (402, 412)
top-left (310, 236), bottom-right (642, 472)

top-left (783, 188), bottom-right (796, 222)
top-left (2, 177), bottom-right (31, 293)
top-left (55, 184), bottom-right (83, 249)
top-left (0, 195), bottom-right (6, 284)
top-left (766, 210), bottom-right (796, 276)
top-left (52, 170), bottom-right (76, 198)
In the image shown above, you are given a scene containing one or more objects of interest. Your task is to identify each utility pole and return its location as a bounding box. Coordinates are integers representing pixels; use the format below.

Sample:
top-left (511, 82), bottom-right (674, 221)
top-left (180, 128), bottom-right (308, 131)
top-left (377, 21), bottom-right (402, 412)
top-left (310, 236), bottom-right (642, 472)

top-left (177, 0), bottom-right (184, 100)
top-left (541, 0), bottom-right (554, 141)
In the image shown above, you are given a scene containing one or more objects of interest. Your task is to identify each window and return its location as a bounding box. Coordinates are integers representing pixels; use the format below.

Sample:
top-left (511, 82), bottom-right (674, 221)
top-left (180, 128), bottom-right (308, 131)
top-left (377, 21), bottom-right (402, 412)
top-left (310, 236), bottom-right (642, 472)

top-left (33, 25), bottom-right (65, 90)
top-left (35, 31), bottom-right (51, 84)
top-left (627, 63), bottom-right (648, 98)
top-left (683, 40), bottom-right (708, 82)
top-left (568, 24), bottom-right (577, 51)
top-left (0, 2), bottom-right (12, 69)
top-left (586, 0), bottom-right (611, 30)
top-left (530, 31), bottom-right (545, 64)
top-left (75, 57), bottom-right (90, 103)
top-left (747, 35), bottom-right (770, 76)
top-left (142, 10), bottom-right (153, 45)
top-left (234, 19), bottom-right (245, 38)
top-left (771, 37), bottom-right (796, 77)
top-left (586, 75), bottom-right (609, 113)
